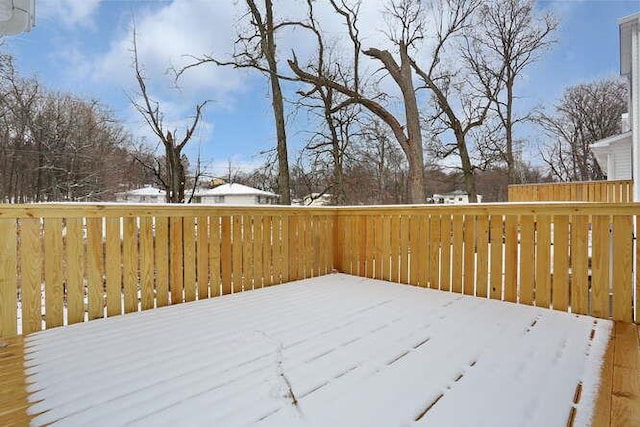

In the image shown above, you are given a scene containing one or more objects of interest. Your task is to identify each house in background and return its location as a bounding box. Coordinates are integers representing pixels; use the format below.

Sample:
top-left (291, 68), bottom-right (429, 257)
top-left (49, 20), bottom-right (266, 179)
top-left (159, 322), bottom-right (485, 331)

top-left (195, 183), bottom-right (279, 205)
top-left (301, 193), bottom-right (334, 206)
top-left (116, 186), bottom-right (166, 203)
top-left (430, 190), bottom-right (483, 204)
top-left (591, 12), bottom-right (640, 200)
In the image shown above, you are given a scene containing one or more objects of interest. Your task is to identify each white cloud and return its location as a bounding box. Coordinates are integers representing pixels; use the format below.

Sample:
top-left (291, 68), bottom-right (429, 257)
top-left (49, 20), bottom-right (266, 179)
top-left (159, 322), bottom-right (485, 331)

top-left (89, 1), bottom-right (249, 105)
top-left (37, 0), bottom-right (101, 28)
top-left (84, 1), bottom-right (397, 105)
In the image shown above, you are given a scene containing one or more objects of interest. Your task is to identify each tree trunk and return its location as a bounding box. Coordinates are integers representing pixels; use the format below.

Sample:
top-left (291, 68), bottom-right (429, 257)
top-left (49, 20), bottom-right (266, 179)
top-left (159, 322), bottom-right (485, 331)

top-left (263, 0), bottom-right (291, 205)
top-left (456, 130), bottom-right (478, 202)
top-left (399, 44), bottom-right (425, 204)
top-left (505, 78), bottom-right (516, 184)
top-left (270, 74), bottom-right (291, 205)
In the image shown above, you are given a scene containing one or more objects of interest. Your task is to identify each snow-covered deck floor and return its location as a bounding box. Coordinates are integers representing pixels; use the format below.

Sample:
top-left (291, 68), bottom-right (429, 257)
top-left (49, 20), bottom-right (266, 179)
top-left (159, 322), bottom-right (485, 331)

top-left (23, 274), bottom-right (612, 426)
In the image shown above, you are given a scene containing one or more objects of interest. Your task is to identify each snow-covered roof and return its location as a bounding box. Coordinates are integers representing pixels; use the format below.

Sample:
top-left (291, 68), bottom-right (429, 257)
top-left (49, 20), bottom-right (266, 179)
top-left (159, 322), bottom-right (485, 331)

top-left (590, 131), bottom-right (632, 150)
top-left (118, 186), bottom-right (166, 196)
top-left (196, 183), bottom-right (278, 198)
top-left (443, 189), bottom-right (469, 196)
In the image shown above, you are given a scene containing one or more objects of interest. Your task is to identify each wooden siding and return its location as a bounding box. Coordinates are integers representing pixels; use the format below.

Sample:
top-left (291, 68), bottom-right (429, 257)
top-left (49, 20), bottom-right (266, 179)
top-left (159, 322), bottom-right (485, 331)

top-left (508, 180), bottom-right (633, 203)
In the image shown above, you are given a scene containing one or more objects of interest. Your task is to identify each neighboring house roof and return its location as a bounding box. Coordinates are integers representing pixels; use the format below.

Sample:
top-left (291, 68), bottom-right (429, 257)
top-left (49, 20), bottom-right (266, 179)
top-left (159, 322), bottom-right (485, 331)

top-left (118, 186), bottom-right (166, 196)
top-left (443, 190), bottom-right (469, 196)
top-left (590, 131), bottom-right (632, 150)
top-left (590, 132), bottom-right (632, 175)
top-left (196, 183), bottom-right (278, 198)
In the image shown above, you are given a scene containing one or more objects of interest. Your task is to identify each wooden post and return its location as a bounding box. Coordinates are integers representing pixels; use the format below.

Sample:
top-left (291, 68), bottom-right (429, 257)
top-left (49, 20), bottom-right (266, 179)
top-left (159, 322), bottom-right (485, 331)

top-left (571, 215), bottom-right (589, 315)
top-left (170, 217), bottom-right (184, 304)
top-left (196, 215), bottom-right (210, 300)
top-left (139, 217), bottom-right (155, 310)
top-left (519, 215), bottom-right (535, 305)
top-left (155, 217), bottom-right (170, 307)
top-left (122, 217), bottom-right (139, 314)
top-left (0, 219), bottom-right (17, 337)
top-left (591, 215), bottom-right (610, 318)
top-left (20, 219), bottom-right (43, 334)
top-left (612, 215), bottom-right (633, 322)
top-left (221, 216), bottom-right (232, 294)
top-left (105, 217), bottom-right (121, 317)
top-left (476, 215), bottom-right (489, 298)
top-left (44, 218), bottom-right (64, 327)
top-left (182, 217), bottom-right (197, 301)
top-left (65, 218), bottom-right (84, 325)
top-left (489, 215), bottom-right (503, 300)
top-left (553, 215), bottom-right (570, 312)
top-left (86, 217), bottom-right (104, 320)
top-left (536, 215), bottom-right (551, 309)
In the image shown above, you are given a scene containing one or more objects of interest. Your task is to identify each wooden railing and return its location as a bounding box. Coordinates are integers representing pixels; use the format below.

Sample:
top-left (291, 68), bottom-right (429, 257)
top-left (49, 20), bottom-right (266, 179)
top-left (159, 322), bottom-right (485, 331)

top-left (0, 205), bottom-right (335, 337)
top-left (335, 204), bottom-right (639, 324)
top-left (1, 202), bottom-right (639, 338)
top-left (508, 180), bottom-right (633, 203)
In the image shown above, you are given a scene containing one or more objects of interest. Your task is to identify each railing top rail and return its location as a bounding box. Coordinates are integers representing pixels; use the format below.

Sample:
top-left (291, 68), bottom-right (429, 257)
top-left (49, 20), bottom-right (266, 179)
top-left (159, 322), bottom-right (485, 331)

top-left (1, 201), bottom-right (639, 219)
top-left (333, 202), bottom-right (640, 216)
top-left (508, 179), bottom-right (633, 189)
top-left (0, 203), bottom-right (337, 219)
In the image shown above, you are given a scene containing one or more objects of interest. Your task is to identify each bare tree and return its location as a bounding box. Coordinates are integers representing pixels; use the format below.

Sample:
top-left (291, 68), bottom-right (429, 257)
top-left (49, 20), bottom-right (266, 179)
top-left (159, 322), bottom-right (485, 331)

top-left (130, 28), bottom-right (207, 203)
top-left (413, 0), bottom-right (503, 202)
top-left (289, 0), bottom-right (430, 203)
top-left (293, 0), bottom-right (364, 205)
top-left (475, 0), bottom-right (557, 183)
top-left (538, 77), bottom-right (628, 181)
top-left (351, 118), bottom-right (408, 204)
top-left (0, 54), bottom-right (144, 203)
top-left (180, 0), bottom-right (292, 204)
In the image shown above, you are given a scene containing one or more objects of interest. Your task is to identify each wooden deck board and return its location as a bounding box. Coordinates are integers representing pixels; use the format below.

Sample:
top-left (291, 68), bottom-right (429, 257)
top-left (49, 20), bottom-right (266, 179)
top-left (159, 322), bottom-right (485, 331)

top-left (592, 332), bottom-right (614, 427)
top-left (0, 282), bottom-right (638, 426)
top-left (0, 336), bottom-right (32, 426)
top-left (592, 322), bottom-right (640, 427)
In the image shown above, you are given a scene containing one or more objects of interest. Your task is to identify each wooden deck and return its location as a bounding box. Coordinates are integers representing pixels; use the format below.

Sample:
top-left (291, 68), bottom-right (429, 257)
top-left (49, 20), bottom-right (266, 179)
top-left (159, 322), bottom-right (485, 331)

top-left (0, 279), bottom-right (637, 426)
top-left (0, 335), bottom-right (31, 426)
top-left (592, 322), bottom-right (640, 427)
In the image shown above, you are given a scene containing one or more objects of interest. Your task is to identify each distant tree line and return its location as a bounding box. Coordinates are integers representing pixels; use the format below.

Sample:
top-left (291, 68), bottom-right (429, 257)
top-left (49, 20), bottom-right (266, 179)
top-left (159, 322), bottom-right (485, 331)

top-left (0, 55), bottom-right (153, 203)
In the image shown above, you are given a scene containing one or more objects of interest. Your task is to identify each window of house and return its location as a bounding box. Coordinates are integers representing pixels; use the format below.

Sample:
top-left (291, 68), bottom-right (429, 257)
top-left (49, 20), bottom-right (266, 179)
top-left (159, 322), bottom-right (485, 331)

top-left (214, 196), bottom-right (225, 203)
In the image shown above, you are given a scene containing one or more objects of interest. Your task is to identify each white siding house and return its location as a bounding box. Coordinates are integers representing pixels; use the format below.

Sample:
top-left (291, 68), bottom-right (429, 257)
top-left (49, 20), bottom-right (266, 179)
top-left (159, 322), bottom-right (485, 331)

top-left (116, 186), bottom-right (166, 203)
top-left (591, 12), bottom-right (640, 200)
top-left (431, 190), bottom-right (483, 204)
top-left (591, 131), bottom-right (633, 180)
top-left (195, 183), bottom-right (279, 205)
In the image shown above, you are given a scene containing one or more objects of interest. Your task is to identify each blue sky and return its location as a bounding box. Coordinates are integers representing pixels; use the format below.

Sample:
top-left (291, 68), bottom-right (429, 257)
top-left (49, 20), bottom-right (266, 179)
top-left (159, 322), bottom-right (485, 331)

top-left (5, 0), bottom-right (640, 176)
